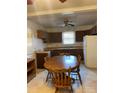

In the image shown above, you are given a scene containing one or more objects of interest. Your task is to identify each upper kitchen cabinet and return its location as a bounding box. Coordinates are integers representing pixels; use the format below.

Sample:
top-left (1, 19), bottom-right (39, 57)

top-left (76, 26), bottom-right (97, 42)
top-left (47, 32), bottom-right (62, 43)
top-left (91, 25), bottom-right (97, 35)
top-left (76, 30), bottom-right (90, 42)
top-left (37, 30), bottom-right (48, 43)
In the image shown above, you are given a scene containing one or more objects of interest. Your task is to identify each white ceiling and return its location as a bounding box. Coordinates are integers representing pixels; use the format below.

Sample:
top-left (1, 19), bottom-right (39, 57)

top-left (28, 11), bottom-right (96, 28)
top-left (27, 0), bottom-right (97, 29)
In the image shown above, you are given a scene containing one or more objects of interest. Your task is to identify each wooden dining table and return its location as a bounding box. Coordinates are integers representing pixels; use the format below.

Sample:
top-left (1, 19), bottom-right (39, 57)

top-left (44, 55), bottom-right (79, 71)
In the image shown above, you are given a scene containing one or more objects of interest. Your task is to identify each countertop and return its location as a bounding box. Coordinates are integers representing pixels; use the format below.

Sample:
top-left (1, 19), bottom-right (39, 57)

top-left (44, 46), bottom-right (83, 51)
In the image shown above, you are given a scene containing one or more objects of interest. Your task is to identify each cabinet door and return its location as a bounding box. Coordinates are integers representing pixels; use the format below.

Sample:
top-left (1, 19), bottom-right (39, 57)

top-left (36, 53), bottom-right (48, 69)
top-left (48, 32), bottom-right (62, 43)
top-left (37, 30), bottom-right (48, 43)
top-left (27, 58), bottom-right (36, 82)
top-left (37, 30), bottom-right (44, 39)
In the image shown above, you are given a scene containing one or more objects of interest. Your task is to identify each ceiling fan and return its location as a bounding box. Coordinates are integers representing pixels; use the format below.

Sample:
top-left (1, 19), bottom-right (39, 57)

top-left (63, 19), bottom-right (75, 27)
top-left (59, 18), bottom-right (75, 27)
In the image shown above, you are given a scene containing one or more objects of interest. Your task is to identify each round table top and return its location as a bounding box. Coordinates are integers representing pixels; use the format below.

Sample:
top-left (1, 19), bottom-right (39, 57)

top-left (44, 55), bottom-right (79, 71)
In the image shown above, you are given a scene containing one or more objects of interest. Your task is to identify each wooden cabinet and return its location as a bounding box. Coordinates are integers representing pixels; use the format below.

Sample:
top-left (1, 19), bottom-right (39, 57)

top-left (91, 25), bottom-right (97, 35)
top-left (76, 26), bottom-right (97, 42)
top-left (50, 49), bottom-right (84, 63)
top-left (36, 51), bottom-right (50, 69)
top-left (76, 31), bottom-right (85, 42)
top-left (47, 32), bottom-right (62, 43)
top-left (37, 30), bottom-right (48, 43)
top-left (27, 58), bottom-right (36, 83)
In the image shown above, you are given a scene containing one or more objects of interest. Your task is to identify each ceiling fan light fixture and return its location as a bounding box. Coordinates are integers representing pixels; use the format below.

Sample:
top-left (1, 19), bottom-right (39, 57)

top-left (59, 0), bottom-right (66, 3)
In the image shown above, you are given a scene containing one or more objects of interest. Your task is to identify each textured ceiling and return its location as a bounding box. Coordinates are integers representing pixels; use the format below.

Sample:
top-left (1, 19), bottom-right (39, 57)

top-left (28, 11), bottom-right (97, 28)
top-left (27, 0), bottom-right (97, 29)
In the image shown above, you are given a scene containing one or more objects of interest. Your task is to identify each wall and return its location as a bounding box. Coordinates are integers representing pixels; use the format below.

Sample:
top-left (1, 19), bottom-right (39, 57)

top-left (27, 20), bottom-right (46, 57)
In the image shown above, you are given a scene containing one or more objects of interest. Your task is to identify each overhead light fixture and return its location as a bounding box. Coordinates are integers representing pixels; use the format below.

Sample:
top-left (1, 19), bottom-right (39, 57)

top-left (59, 0), bottom-right (66, 3)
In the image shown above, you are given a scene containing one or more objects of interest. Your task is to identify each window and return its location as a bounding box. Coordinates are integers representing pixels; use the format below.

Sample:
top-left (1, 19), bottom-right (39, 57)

top-left (62, 31), bottom-right (75, 44)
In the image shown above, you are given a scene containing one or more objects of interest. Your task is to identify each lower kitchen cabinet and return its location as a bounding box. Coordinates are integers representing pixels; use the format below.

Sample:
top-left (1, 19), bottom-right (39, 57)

top-left (27, 58), bottom-right (36, 83)
top-left (50, 48), bottom-right (84, 62)
top-left (36, 51), bottom-right (50, 69)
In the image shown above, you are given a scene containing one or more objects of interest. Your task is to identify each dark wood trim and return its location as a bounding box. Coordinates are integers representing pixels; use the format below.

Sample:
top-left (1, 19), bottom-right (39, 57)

top-left (27, 58), bottom-right (36, 83)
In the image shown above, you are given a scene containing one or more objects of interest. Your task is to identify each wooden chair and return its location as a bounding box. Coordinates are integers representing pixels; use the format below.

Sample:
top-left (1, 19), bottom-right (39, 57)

top-left (51, 68), bottom-right (73, 93)
top-left (44, 56), bottom-right (53, 82)
top-left (71, 55), bottom-right (82, 85)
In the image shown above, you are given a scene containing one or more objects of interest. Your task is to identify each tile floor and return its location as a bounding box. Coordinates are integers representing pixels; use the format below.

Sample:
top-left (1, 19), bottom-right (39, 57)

top-left (27, 64), bottom-right (97, 93)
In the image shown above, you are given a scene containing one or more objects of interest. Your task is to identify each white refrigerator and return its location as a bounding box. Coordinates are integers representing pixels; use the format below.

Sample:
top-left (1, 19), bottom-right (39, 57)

top-left (83, 35), bottom-right (97, 68)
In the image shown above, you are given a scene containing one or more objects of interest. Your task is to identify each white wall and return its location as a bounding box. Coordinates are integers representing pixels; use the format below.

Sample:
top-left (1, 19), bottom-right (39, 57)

top-left (27, 20), bottom-right (46, 57)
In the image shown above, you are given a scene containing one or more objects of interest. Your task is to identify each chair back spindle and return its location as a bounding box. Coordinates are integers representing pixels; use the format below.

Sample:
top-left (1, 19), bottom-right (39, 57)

top-left (52, 68), bottom-right (71, 87)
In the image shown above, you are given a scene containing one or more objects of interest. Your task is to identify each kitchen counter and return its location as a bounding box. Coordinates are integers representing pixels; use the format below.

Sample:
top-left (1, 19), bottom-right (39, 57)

top-left (46, 47), bottom-right (84, 61)
top-left (35, 50), bottom-right (50, 53)
top-left (45, 46), bottom-right (83, 51)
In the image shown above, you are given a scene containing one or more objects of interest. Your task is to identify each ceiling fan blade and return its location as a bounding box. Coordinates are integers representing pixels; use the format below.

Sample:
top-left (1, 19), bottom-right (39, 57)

top-left (68, 24), bottom-right (75, 26)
